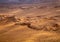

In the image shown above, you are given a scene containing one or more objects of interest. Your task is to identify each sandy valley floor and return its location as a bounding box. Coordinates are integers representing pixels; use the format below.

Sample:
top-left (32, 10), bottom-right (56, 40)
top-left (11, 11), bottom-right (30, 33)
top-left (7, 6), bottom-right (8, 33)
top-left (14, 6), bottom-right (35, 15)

top-left (0, 5), bottom-right (60, 42)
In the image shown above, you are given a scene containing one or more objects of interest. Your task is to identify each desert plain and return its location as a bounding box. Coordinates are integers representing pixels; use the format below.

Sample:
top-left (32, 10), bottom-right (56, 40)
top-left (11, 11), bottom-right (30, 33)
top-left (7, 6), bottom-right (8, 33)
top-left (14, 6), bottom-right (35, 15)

top-left (0, 4), bottom-right (60, 42)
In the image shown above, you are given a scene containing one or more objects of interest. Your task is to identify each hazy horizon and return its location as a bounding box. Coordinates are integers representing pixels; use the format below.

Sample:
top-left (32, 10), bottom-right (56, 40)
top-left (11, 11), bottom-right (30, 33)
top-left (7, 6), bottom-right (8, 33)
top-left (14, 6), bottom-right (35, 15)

top-left (0, 0), bottom-right (59, 4)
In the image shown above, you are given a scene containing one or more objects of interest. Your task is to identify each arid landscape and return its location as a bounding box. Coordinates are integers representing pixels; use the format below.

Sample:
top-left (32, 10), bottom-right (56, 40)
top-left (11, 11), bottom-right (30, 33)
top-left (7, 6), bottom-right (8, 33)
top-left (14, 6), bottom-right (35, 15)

top-left (0, 4), bottom-right (60, 42)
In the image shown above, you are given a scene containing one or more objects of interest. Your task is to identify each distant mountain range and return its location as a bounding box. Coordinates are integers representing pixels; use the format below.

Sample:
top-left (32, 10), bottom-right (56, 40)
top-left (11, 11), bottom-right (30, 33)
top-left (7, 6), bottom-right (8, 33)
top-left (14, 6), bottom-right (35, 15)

top-left (0, 0), bottom-right (60, 4)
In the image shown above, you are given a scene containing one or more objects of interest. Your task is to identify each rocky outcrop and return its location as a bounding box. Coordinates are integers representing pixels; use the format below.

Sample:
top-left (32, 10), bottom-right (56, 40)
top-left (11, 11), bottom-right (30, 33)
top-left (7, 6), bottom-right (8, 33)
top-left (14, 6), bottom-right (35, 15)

top-left (0, 15), bottom-right (18, 25)
top-left (15, 15), bottom-right (60, 31)
top-left (0, 15), bottom-right (60, 31)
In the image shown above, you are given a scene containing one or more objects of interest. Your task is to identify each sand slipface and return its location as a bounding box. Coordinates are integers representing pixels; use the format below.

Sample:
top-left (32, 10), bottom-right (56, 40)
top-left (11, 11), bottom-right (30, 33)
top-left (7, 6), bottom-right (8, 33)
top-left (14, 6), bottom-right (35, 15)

top-left (0, 5), bottom-right (60, 42)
